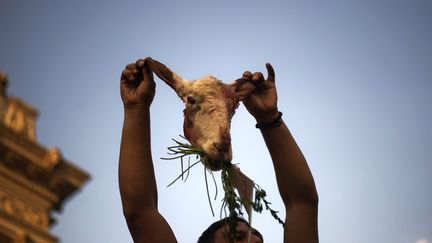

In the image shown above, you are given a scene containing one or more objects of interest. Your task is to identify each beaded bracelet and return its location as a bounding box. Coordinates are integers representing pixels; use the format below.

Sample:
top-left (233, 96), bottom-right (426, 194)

top-left (255, 112), bottom-right (283, 129)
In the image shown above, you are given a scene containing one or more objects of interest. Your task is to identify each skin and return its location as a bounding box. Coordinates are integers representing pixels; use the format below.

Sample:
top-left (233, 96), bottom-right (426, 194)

top-left (119, 58), bottom-right (319, 243)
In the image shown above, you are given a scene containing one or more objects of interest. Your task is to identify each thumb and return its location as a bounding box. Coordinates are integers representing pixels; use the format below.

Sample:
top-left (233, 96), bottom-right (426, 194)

top-left (265, 63), bottom-right (275, 83)
top-left (142, 58), bottom-right (155, 83)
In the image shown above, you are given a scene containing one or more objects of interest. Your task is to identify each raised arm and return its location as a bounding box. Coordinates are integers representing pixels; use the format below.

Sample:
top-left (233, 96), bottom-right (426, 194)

top-left (242, 64), bottom-right (319, 243)
top-left (119, 58), bottom-right (177, 243)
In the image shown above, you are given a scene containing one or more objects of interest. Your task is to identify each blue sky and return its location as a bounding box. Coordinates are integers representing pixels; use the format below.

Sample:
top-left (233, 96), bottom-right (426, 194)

top-left (1, 1), bottom-right (431, 242)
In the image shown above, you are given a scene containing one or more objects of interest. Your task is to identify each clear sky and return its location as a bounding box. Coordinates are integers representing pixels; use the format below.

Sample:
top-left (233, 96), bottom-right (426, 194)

top-left (1, 0), bottom-right (431, 242)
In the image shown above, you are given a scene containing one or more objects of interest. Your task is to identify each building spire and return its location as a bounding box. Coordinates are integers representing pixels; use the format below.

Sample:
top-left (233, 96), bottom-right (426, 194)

top-left (0, 71), bottom-right (8, 121)
top-left (0, 71), bottom-right (8, 96)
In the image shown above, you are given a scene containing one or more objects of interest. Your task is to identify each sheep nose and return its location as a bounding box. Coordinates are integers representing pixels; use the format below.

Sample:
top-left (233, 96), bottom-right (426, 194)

top-left (214, 142), bottom-right (229, 153)
top-left (211, 143), bottom-right (232, 162)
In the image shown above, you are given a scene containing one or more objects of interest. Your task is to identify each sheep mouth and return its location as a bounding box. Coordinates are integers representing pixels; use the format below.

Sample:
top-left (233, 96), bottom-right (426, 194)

top-left (203, 157), bottom-right (232, 171)
top-left (163, 136), bottom-right (232, 171)
top-left (200, 142), bottom-right (233, 169)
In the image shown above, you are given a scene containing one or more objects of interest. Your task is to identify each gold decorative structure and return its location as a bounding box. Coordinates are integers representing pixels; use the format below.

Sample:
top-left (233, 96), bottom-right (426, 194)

top-left (0, 71), bottom-right (90, 243)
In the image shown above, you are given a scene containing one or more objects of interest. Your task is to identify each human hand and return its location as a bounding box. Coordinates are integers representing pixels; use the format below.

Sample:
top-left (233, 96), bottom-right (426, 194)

top-left (120, 57), bottom-right (156, 108)
top-left (242, 63), bottom-right (279, 125)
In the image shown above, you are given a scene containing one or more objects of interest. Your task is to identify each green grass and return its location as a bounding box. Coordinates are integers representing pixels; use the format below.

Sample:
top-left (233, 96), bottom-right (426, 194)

top-left (162, 135), bottom-right (284, 243)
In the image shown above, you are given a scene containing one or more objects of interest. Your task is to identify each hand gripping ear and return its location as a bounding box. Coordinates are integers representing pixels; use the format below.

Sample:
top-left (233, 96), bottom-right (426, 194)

top-left (230, 78), bottom-right (256, 101)
top-left (147, 57), bottom-right (189, 99)
top-left (230, 63), bottom-right (275, 101)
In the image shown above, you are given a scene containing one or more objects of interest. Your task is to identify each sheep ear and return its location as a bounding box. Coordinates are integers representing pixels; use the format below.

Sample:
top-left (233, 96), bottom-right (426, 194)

top-left (147, 58), bottom-right (189, 98)
top-left (230, 78), bottom-right (255, 101)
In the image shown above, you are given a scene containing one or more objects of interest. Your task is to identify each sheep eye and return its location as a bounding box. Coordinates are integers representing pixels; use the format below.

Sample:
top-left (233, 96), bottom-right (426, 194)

top-left (187, 96), bottom-right (196, 105)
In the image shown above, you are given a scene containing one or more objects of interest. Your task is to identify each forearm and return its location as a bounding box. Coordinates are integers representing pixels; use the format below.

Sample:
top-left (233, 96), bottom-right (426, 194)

top-left (119, 106), bottom-right (158, 215)
top-left (242, 63), bottom-right (318, 241)
top-left (260, 120), bottom-right (318, 207)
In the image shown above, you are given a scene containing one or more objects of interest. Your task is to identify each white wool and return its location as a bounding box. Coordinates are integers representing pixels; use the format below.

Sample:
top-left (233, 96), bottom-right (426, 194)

top-left (187, 76), bottom-right (234, 159)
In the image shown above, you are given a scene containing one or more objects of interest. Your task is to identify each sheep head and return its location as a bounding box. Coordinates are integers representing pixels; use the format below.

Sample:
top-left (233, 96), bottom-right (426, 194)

top-left (148, 58), bottom-right (255, 170)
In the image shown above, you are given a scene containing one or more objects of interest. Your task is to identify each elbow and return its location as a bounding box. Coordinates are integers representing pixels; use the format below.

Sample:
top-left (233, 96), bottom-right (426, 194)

top-left (121, 199), bottom-right (157, 224)
top-left (123, 209), bottom-right (138, 226)
top-left (307, 188), bottom-right (319, 206)
top-left (284, 185), bottom-right (319, 208)
top-left (303, 184), bottom-right (319, 207)
top-left (299, 189), bottom-right (319, 207)
top-left (122, 207), bottom-right (155, 230)
top-left (120, 188), bottom-right (158, 220)
top-left (122, 204), bottom-right (143, 225)
top-left (304, 182), bottom-right (319, 205)
top-left (122, 209), bottom-right (152, 242)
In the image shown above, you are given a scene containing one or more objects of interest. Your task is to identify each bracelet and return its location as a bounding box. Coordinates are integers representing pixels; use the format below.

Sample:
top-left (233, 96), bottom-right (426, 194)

top-left (255, 112), bottom-right (283, 129)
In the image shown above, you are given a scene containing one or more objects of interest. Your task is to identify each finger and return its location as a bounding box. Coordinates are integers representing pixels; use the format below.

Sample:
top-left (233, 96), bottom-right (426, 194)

top-left (140, 57), bottom-right (153, 72)
top-left (265, 63), bottom-right (275, 83)
top-left (252, 72), bottom-right (264, 82)
top-left (135, 59), bottom-right (145, 69)
top-left (124, 64), bottom-right (138, 79)
top-left (126, 61), bottom-right (140, 77)
top-left (242, 71), bottom-right (253, 80)
top-left (125, 63), bottom-right (135, 70)
top-left (122, 69), bottom-right (134, 81)
top-left (132, 67), bottom-right (140, 77)
top-left (142, 59), bottom-right (155, 84)
top-left (234, 79), bottom-right (255, 101)
top-left (120, 71), bottom-right (126, 82)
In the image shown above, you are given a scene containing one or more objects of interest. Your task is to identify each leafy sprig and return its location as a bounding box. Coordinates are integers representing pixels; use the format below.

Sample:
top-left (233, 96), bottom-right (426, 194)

top-left (163, 136), bottom-right (284, 243)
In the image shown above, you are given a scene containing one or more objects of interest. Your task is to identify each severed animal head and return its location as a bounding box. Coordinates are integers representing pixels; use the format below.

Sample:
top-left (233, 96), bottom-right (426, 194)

top-left (147, 58), bottom-right (255, 170)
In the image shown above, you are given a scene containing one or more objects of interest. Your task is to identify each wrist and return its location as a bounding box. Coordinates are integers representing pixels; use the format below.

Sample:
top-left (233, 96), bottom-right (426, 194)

top-left (255, 111), bottom-right (283, 129)
top-left (124, 103), bottom-right (151, 112)
top-left (253, 110), bottom-right (280, 125)
top-left (123, 104), bottom-right (151, 119)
